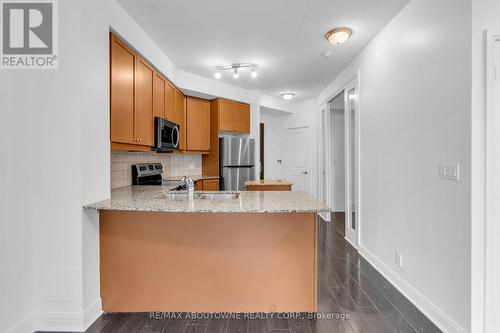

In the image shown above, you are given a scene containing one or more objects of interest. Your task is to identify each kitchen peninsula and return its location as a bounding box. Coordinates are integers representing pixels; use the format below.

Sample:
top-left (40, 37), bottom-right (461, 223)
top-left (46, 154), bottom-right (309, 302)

top-left (85, 186), bottom-right (328, 313)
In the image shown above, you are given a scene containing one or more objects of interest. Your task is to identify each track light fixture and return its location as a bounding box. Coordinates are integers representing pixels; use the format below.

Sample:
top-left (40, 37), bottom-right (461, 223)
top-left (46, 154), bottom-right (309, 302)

top-left (214, 63), bottom-right (258, 80)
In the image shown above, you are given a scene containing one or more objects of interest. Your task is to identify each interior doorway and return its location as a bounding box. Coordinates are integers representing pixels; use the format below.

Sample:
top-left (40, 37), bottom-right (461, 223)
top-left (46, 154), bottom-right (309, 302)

top-left (322, 79), bottom-right (360, 248)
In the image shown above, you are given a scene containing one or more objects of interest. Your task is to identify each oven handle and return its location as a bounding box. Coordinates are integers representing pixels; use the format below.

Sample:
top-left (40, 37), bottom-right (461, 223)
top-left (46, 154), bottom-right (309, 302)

top-left (172, 125), bottom-right (180, 148)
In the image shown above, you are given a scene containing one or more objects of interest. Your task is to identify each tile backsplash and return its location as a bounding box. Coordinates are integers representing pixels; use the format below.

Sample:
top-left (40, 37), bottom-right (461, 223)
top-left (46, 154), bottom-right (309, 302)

top-left (111, 151), bottom-right (202, 189)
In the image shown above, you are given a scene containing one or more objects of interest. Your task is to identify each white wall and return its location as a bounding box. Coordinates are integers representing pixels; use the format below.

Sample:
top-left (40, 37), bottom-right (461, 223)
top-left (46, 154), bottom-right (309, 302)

top-left (318, 0), bottom-right (471, 332)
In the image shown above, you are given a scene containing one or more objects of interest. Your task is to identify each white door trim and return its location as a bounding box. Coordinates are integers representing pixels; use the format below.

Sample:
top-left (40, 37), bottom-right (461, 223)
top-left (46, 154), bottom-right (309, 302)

top-left (318, 106), bottom-right (331, 221)
top-left (343, 78), bottom-right (361, 249)
top-left (484, 30), bottom-right (500, 333)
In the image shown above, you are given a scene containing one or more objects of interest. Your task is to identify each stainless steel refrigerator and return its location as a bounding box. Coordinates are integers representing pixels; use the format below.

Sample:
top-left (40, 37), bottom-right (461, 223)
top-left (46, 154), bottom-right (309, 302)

top-left (220, 137), bottom-right (255, 191)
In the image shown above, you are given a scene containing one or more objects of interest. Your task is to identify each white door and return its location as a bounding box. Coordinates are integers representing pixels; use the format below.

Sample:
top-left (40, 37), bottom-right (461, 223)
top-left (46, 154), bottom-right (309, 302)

top-left (287, 127), bottom-right (311, 193)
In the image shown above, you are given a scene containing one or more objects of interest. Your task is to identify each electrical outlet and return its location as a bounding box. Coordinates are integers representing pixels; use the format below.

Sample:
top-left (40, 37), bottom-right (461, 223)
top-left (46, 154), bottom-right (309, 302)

top-left (188, 163), bottom-right (195, 170)
top-left (439, 163), bottom-right (460, 181)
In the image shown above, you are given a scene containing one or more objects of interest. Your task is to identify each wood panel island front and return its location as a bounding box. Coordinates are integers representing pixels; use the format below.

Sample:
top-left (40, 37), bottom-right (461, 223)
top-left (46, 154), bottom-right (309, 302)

top-left (84, 187), bottom-right (329, 313)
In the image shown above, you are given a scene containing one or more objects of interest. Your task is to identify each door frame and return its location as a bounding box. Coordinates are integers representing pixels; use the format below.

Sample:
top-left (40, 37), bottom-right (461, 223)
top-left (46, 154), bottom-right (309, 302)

top-left (484, 30), bottom-right (500, 333)
top-left (343, 79), bottom-right (360, 248)
top-left (320, 75), bottom-right (361, 248)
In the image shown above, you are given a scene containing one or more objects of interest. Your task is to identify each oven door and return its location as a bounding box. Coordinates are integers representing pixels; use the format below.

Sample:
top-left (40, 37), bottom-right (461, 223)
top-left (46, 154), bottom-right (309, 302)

top-left (155, 117), bottom-right (180, 151)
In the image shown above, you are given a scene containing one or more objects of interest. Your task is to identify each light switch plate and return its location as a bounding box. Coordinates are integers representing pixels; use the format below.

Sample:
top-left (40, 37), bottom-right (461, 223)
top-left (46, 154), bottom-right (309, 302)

top-left (188, 163), bottom-right (195, 170)
top-left (439, 163), bottom-right (460, 181)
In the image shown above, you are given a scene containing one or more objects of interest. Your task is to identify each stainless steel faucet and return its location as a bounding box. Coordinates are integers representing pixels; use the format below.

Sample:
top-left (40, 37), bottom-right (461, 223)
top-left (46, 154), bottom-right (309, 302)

top-left (181, 176), bottom-right (195, 200)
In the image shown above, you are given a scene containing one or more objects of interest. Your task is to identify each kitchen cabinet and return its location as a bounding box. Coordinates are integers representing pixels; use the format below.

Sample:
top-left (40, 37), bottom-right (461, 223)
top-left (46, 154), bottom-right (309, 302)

top-left (202, 179), bottom-right (219, 191)
top-left (153, 72), bottom-right (165, 119)
top-left (134, 57), bottom-right (154, 146)
top-left (194, 179), bottom-right (219, 191)
top-left (110, 34), bottom-right (135, 145)
top-left (174, 88), bottom-right (186, 150)
top-left (216, 99), bottom-right (250, 134)
top-left (233, 102), bottom-right (250, 134)
top-left (110, 34), bottom-right (154, 150)
top-left (218, 99), bottom-right (234, 132)
top-left (165, 83), bottom-right (175, 121)
top-left (110, 34), bottom-right (219, 153)
top-left (186, 97), bottom-right (210, 152)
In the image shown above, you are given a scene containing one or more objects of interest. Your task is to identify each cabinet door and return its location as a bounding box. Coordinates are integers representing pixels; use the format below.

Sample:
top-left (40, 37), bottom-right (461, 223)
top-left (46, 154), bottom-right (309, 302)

top-left (233, 102), bottom-right (250, 134)
top-left (153, 72), bottom-right (165, 119)
top-left (202, 179), bottom-right (219, 191)
top-left (174, 88), bottom-right (186, 150)
top-left (218, 99), bottom-right (234, 132)
top-left (186, 97), bottom-right (210, 151)
top-left (165, 83), bottom-right (175, 121)
top-left (135, 58), bottom-right (154, 146)
top-left (195, 180), bottom-right (203, 191)
top-left (110, 35), bottom-right (135, 144)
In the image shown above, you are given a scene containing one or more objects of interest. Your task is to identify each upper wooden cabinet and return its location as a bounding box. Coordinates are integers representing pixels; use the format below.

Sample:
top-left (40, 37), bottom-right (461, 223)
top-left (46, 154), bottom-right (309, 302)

top-left (233, 102), bottom-right (250, 133)
top-left (218, 99), bottom-right (234, 132)
top-left (216, 99), bottom-right (250, 134)
top-left (186, 97), bottom-right (210, 152)
top-left (174, 88), bottom-right (186, 150)
top-left (110, 34), bottom-right (154, 149)
top-left (153, 72), bottom-right (165, 119)
top-left (165, 83), bottom-right (175, 121)
top-left (110, 35), bottom-right (135, 144)
top-left (134, 58), bottom-right (154, 146)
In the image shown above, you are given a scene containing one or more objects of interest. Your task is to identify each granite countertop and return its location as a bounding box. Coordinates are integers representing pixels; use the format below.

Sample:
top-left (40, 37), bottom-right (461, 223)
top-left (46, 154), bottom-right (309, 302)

top-left (83, 186), bottom-right (329, 213)
top-left (245, 179), bottom-right (293, 186)
top-left (163, 175), bottom-right (219, 182)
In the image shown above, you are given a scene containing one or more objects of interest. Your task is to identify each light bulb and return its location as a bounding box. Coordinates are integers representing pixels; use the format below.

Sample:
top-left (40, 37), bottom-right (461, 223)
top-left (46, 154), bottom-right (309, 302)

top-left (281, 92), bottom-right (295, 100)
top-left (251, 68), bottom-right (258, 78)
top-left (214, 70), bottom-right (221, 79)
top-left (326, 27), bottom-right (353, 45)
top-left (233, 68), bottom-right (239, 79)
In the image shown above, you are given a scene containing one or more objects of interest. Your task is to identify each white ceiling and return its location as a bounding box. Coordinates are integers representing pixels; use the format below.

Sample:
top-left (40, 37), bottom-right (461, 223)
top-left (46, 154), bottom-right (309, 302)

top-left (118, 0), bottom-right (408, 102)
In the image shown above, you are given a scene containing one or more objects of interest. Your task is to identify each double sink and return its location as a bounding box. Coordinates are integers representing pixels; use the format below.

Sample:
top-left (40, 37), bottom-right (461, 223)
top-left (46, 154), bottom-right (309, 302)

top-left (161, 192), bottom-right (240, 201)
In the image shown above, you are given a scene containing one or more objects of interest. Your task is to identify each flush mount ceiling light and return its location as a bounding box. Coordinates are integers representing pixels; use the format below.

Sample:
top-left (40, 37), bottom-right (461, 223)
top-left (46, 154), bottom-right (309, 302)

top-left (325, 27), bottom-right (353, 45)
top-left (214, 63), bottom-right (258, 80)
top-left (281, 92), bottom-right (296, 100)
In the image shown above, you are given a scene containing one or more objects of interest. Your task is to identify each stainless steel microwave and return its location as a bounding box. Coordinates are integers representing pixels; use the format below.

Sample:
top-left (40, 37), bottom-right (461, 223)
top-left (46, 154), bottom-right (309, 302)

top-left (154, 117), bottom-right (180, 152)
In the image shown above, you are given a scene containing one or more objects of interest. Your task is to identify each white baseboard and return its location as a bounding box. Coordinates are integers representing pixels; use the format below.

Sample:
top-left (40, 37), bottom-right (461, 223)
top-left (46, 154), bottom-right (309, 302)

top-left (358, 245), bottom-right (467, 333)
top-left (83, 298), bottom-right (103, 330)
top-left (318, 211), bottom-right (331, 221)
top-left (7, 298), bottom-right (102, 333)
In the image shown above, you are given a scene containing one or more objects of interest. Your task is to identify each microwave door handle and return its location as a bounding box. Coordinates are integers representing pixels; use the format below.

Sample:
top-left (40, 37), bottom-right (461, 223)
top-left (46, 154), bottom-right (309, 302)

top-left (172, 126), bottom-right (180, 148)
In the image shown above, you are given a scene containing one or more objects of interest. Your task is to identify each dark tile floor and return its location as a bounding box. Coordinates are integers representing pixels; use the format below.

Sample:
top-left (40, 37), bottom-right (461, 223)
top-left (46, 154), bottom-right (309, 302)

top-left (59, 216), bottom-right (442, 333)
